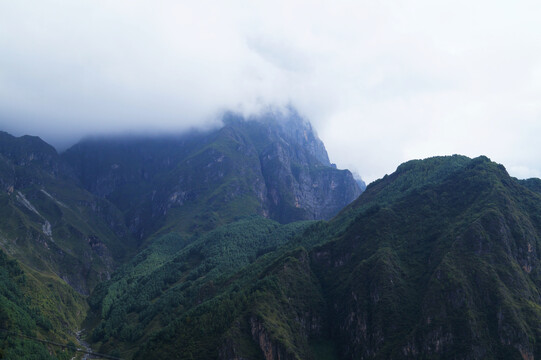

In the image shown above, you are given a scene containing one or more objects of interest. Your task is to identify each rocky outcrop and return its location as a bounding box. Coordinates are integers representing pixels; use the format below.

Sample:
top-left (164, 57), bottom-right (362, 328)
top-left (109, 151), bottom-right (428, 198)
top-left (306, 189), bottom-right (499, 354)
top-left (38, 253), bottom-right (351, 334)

top-left (62, 109), bottom-right (362, 237)
top-left (249, 316), bottom-right (297, 360)
top-left (257, 127), bottom-right (360, 222)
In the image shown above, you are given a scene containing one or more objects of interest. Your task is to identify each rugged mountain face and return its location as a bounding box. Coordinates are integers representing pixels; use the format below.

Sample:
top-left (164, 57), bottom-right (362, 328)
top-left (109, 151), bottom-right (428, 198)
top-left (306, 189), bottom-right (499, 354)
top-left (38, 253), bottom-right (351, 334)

top-left (311, 156), bottom-right (541, 359)
top-left (5, 117), bottom-right (540, 360)
top-left (0, 131), bottom-right (133, 294)
top-left (0, 131), bottom-right (135, 356)
top-left (62, 110), bottom-right (361, 239)
top-left (98, 155), bottom-right (541, 360)
top-left (0, 111), bottom-right (362, 359)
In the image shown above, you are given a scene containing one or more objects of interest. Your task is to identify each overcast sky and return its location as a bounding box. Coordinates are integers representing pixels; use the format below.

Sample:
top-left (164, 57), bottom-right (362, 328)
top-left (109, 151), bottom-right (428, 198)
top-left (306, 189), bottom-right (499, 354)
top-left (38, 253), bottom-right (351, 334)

top-left (1, 1), bottom-right (540, 182)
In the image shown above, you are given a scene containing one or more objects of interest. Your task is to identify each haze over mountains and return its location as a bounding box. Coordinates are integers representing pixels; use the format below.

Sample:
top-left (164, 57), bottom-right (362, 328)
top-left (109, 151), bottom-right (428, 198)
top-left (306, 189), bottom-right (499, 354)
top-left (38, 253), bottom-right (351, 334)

top-left (0, 110), bottom-right (540, 359)
top-left (2, 1), bottom-right (541, 183)
top-left (1, 1), bottom-right (540, 359)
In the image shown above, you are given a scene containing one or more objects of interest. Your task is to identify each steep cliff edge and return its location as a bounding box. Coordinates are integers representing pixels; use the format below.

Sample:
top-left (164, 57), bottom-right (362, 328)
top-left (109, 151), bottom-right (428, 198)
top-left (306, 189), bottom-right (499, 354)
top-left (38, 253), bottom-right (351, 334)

top-left (62, 109), bottom-right (361, 240)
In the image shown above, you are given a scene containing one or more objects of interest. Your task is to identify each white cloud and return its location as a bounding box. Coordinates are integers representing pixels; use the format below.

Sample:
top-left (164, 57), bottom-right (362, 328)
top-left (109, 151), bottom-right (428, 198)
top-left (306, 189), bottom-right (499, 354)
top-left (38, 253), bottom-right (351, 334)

top-left (0, 0), bottom-right (540, 181)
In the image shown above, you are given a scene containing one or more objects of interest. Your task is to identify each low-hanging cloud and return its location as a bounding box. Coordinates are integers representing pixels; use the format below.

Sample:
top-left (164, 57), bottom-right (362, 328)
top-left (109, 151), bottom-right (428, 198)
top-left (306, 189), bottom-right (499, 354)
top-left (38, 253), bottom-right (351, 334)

top-left (1, 0), bottom-right (540, 182)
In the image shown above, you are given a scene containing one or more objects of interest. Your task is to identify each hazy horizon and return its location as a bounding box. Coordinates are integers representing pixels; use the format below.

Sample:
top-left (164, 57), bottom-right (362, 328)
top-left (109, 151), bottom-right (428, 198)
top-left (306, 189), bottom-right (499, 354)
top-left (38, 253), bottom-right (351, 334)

top-left (1, 1), bottom-right (540, 182)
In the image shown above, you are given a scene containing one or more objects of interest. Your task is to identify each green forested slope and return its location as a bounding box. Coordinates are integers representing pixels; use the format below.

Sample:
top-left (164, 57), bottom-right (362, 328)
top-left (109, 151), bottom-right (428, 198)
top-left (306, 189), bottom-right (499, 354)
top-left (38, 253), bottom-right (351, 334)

top-left (0, 132), bottom-right (134, 359)
top-left (87, 217), bottom-right (313, 358)
top-left (90, 156), bottom-right (541, 360)
top-left (311, 156), bottom-right (541, 359)
top-left (0, 249), bottom-right (83, 359)
top-left (2, 125), bottom-right (540, 360)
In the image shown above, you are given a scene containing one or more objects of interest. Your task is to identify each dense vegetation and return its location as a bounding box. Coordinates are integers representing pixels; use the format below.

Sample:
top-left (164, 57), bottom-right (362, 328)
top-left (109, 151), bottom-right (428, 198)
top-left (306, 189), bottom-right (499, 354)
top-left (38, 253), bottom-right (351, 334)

top-left (310, 156), bottom-right (541, 359)
top-left (89, 155), bottom-right (541, 359)
top-left (87, 217), bottom-right (313, 358)
top-left (0, 113), bottom-right (360, 359)
top-left (0, 249), bottom-right (79, 359)
top-left (2, 123), bottom-right (541, 359)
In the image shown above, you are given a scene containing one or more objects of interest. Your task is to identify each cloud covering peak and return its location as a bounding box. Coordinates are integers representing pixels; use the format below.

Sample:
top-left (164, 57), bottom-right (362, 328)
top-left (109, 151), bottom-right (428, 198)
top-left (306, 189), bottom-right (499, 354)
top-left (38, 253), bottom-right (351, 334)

top-left (1, 0), bottom-right (540, 181)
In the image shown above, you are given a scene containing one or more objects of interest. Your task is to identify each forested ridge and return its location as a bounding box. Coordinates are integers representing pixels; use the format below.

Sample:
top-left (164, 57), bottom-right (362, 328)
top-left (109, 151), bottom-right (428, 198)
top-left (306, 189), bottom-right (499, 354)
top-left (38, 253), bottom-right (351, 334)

top-left (1, 119), bottom-right (541, 359)
top-left (89, 155), bottom-right (541, 359)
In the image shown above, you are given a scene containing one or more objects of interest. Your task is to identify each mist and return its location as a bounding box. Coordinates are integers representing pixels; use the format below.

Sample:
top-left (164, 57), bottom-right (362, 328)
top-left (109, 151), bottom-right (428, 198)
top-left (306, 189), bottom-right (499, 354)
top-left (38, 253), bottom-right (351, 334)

top-left (1, 0), bottom-right (540, 182)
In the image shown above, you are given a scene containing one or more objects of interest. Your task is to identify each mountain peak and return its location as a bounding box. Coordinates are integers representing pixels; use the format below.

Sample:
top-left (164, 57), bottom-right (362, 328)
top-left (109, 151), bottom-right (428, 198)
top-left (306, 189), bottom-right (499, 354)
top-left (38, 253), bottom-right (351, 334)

top-left (0, 131), bottom-right (58, 167)
top-left (62, 113), bottom-right (361, 236)
top-left (223, 107), bottom-right (331, 166)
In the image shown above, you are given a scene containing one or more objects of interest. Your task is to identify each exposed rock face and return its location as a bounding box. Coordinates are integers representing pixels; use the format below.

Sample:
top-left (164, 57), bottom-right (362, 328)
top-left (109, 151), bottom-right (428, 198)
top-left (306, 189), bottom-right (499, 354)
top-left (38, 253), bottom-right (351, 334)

top-left (226, 110), bottom-right (361, 223)
top-left (250, 316), bottom-right (297, 360)
top-left (62, 109), bottom-right (362, 238)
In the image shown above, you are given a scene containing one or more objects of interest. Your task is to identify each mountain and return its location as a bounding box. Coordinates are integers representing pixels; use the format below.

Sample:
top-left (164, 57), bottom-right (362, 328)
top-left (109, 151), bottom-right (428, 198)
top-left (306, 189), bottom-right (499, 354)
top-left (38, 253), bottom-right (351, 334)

top-left (519, 178), bottom-right (541, 194)
top-left (91, 155), bottom-right (541, 359)
top-left (4, 116), bottom-right (539, 359)
top-left (308, 156), bottom-right (541, 359)
top-left (0, 131), bottom-right (134, 294)
top-left (0, 248), bottom-right (84, 359)
top-left (62, 109), bottom-right (361, 239)
top-left (0, 131), bottom-right (138, 356)
top-left (0, 110), bottom-right (362, 358)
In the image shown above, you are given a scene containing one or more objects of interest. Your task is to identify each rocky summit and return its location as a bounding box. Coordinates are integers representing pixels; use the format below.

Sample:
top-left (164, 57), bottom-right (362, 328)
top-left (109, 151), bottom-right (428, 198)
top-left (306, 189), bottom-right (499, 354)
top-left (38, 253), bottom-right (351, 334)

top-left (62, 109), bottom-right (361, 238)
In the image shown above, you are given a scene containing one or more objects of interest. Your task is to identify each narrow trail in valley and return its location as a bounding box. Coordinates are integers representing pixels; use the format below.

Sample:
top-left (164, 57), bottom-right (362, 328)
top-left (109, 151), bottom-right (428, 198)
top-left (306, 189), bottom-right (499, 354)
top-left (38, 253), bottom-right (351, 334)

top-left (73, 329), bottom-right (92, 360)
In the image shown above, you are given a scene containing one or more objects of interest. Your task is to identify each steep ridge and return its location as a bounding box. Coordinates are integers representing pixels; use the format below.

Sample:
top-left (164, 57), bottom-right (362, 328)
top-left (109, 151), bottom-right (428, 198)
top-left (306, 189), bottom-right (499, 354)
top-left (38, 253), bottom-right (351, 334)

top-left (311, 156), bottom-right (541, 359)
top-left (114, 156), bottom-right (541, 359)
top-left (0, 131), bottom-right (134, 294)
top-left (519, 178), bottom-right (541, 194)
top-left (0, 131), bottom-right (137, 357)
top-left (62, 109), bottom-right (361, 240)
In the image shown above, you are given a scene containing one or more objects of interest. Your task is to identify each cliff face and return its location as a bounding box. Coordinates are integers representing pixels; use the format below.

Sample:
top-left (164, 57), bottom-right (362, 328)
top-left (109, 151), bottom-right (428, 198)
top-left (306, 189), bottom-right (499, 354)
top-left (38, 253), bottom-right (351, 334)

top-left (62, 110), bottom-right (361, 239)
top-left (225, 111), bottom-right (361, 223)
